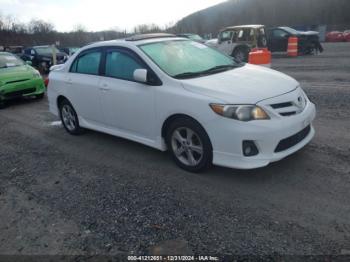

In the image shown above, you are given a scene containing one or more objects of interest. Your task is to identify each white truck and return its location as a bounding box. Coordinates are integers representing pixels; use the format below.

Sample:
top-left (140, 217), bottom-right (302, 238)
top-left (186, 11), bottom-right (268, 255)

top-left (206, 24), bottom-right (268, 62)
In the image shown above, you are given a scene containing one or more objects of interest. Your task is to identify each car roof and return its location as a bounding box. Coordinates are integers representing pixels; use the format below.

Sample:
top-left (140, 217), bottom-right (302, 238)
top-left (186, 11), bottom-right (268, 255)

top-left (177, 33), bottom-right (197, 36)
top-left (32, 45), bottom-right (52, 48)
top-left (125, 33), bottom-right (177, 41)
top-left (223, 24), bottom-right (264, 30)
top-left (83, 35), bottom-right (187, 50)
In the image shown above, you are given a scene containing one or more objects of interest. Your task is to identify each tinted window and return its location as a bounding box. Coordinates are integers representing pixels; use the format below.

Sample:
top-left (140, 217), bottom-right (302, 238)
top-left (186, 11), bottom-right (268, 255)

top-left (71, 51), bottom-right (101, 75)
top-left (105, 50), bottom-right (144, 81)
top-left (273, 29), bottom-right (288, 39)
top-left (237, 29), bottom-right (254, 41)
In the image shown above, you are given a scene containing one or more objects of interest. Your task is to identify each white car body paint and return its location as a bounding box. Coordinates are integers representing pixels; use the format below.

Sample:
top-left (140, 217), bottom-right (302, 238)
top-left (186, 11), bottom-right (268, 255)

top-left (48, 37), bottom-right (316, 170)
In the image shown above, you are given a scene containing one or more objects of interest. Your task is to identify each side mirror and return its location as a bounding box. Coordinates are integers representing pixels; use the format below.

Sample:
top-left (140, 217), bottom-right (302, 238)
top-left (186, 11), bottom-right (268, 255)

top-left (26, 60), bottom-right (32, 66)
top-left (133, 69), bottom-right (148, 83)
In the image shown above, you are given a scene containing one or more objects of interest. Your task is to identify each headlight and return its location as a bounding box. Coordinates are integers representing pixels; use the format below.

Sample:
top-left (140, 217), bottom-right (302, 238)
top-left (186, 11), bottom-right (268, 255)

top-left (32, 70), bottom-right (41, 78)
top-left (210, 104), bottom-right (270, 121)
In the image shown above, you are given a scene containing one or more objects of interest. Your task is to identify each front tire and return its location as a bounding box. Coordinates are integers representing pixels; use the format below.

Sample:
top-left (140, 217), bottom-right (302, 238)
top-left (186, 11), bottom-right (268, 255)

top-left (36, 93), bottom-right (45, 100)
top-left (0, 100), bottom-right (6, 109)
top-left (166, 117), bottom-right (212, 172)
top-left (59, 99), bottom-right (84, 135)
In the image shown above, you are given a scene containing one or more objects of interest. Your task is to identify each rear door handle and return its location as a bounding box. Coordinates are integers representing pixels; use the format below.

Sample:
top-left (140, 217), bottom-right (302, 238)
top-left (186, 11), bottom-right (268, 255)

top-left (66, 79), bottom-right (73, 85)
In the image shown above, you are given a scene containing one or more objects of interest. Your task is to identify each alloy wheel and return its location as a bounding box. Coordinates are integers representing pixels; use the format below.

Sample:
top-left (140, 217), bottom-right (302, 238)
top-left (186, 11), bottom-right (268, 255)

top-left (171, 127), bottom-right (204, 166)
top-left (61, 104), bottom-right (77, 131)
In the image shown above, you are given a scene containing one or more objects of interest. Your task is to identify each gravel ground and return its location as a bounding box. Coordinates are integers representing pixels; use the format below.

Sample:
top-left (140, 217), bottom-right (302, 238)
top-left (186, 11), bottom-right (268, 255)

top-left (0, 43), bottom-right (349, 260)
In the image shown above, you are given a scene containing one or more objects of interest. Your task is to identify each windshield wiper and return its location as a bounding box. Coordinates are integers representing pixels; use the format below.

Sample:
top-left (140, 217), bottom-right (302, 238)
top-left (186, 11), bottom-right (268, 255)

top-left (201, 64), bottom-right (238, 74)
top-left (174, 64), bottom-right (239, 79)
top-left (173, 71), bottom-right (203, 79)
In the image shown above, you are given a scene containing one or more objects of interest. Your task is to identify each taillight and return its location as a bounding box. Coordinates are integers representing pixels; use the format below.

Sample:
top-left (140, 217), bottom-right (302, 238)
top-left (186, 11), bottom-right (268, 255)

top-left (44, 78), bottom-right (49, 87)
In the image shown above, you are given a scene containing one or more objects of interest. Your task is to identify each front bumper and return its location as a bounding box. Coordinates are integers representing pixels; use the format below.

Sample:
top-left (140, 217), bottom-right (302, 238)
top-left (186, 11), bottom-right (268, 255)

top-left (0, 78), bottom-right (45, 101)
top-left (205, 101), bottom-right (316, 169)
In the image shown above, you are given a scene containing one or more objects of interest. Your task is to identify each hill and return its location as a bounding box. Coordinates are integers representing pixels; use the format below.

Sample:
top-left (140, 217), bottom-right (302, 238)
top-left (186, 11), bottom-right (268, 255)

top-left (174, 0), bottom-right (350, 35)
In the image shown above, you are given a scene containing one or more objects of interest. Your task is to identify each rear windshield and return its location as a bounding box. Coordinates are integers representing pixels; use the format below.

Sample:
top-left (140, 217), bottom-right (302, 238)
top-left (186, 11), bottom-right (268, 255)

top-left (35, 46), bottom-right (60, 55)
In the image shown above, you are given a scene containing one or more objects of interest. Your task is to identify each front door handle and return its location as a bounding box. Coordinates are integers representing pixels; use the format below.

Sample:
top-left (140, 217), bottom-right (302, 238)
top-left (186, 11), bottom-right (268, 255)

top-left (99, 83), bottom-right (110, 91)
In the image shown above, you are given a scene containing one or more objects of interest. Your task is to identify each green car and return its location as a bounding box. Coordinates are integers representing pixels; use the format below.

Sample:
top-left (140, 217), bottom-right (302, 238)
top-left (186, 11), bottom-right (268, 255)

top-left (0, 52), bottom-right (45, 108)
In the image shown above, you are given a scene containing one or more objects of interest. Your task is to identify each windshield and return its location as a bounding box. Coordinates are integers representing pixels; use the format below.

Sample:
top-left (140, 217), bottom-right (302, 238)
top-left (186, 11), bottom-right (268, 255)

top-left (139, 40), bottom-right (238, 78)
top-left (35, 46), bottom-right (60, 55)
top-left (0, 53), bottom-right (24, 68)
top-left (188, 34), bottom-right (203, 41)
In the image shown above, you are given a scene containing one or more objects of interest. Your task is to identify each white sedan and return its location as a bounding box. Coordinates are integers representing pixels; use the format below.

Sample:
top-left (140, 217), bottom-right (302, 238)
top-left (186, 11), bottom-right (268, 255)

top-left (48, 33), bottom-right (316, 172)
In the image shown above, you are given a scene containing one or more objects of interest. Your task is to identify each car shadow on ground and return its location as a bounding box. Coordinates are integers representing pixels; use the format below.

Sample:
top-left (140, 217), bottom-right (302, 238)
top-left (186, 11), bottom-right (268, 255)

top-left (72, 125), bottom-right (311, 186)
top-left (1, 96), bottom-right (44, 109)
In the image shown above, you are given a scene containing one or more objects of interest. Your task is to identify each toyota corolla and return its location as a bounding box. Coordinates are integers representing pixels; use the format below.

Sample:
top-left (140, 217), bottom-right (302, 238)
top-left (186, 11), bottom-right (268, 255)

top-left (48, 33), bottom-right (316, 172)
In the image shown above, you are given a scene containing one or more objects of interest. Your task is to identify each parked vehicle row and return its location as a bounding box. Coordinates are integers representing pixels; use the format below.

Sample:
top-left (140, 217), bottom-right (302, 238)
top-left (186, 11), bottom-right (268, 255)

top-left (205, 25), bottom-right (323, 62)
top-left (326, 30), bottom-right (350, 42)
top-left (0, 45), bottom-right (80, 73)
top-left (47, 33), bottom-right (316, 172)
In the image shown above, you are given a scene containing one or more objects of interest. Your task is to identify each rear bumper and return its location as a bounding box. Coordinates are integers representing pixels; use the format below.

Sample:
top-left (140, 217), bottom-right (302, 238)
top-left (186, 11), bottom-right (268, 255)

top-left (0, 78), bottom-right (45, 101)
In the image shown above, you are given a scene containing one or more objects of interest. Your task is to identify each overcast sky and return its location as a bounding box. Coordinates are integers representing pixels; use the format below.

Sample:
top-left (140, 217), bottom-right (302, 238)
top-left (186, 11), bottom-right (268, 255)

top-left (0, 0), bottom-right (225, 32)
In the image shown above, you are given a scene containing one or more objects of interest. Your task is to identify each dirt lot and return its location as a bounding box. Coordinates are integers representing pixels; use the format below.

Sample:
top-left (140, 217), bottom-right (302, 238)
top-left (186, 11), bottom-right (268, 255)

top-left (0, 43), bottom-right (349, 259)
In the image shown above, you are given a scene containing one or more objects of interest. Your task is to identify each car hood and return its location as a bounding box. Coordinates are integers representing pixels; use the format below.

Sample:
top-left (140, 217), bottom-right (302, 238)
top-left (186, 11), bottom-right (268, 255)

top-left (180, 64), bottom-right (299, 104)
top-left (0, 65), bottom-right (35, 85)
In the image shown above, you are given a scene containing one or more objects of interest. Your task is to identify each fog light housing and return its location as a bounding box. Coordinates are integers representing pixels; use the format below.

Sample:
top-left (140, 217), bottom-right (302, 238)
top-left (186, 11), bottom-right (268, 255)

top-left (242, 141), bottom-right (259, 157)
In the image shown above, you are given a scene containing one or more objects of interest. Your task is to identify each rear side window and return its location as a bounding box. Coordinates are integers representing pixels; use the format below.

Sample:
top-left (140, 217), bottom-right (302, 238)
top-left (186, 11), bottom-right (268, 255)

top-left (105, 50), bottom-right (144, 81)
top-left (71, 51), bottom-right (101, 75)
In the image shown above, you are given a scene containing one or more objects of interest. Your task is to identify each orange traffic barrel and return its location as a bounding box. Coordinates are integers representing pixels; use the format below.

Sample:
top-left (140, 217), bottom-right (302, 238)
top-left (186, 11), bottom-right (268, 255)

top-left (248, 48), bottom-right (271, 67)
top-left (287, 37), bottom-right (298, 57)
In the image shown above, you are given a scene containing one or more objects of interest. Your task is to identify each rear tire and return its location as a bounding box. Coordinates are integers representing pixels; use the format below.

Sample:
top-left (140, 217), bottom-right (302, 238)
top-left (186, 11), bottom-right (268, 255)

top-left (165, 117), bottom-right (212, 173)
top-left (232, 47), bottom-right (249, 63)
top-left (59, 99), bottom-right (84, 135)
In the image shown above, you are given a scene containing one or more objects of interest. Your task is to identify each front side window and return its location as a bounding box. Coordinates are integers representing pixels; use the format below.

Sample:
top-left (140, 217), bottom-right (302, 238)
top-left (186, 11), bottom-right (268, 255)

top-left (71, 51), bottom-right (101, 75)
top-left (219, 31), bottom-right (233, 42)
top-left (139, 40), bottom-right (238, 79)
top-left (105, 50), bottom-right (144, 81)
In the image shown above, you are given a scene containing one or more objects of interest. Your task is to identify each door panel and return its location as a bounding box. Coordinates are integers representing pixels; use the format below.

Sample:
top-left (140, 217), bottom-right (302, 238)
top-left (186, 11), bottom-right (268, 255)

top-left (65, 49), bottom-right (103, 124)
top-left (217, 30), bottom-right (235, 55)
top-left (270, 29), bottom-right (290, 52)
top-left (65, 73), bottom-right (103, 123)
top-left (99, 49), bottom-right (156, 139)
top-left (99, 78), bottom-right (155, 138)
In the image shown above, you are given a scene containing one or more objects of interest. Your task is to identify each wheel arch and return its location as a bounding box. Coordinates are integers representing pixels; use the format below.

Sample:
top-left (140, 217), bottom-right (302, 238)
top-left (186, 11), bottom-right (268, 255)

top-left (57, 95), bottom-right (69, 108)
top-left (161, 113), bottom-right (213, 149)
